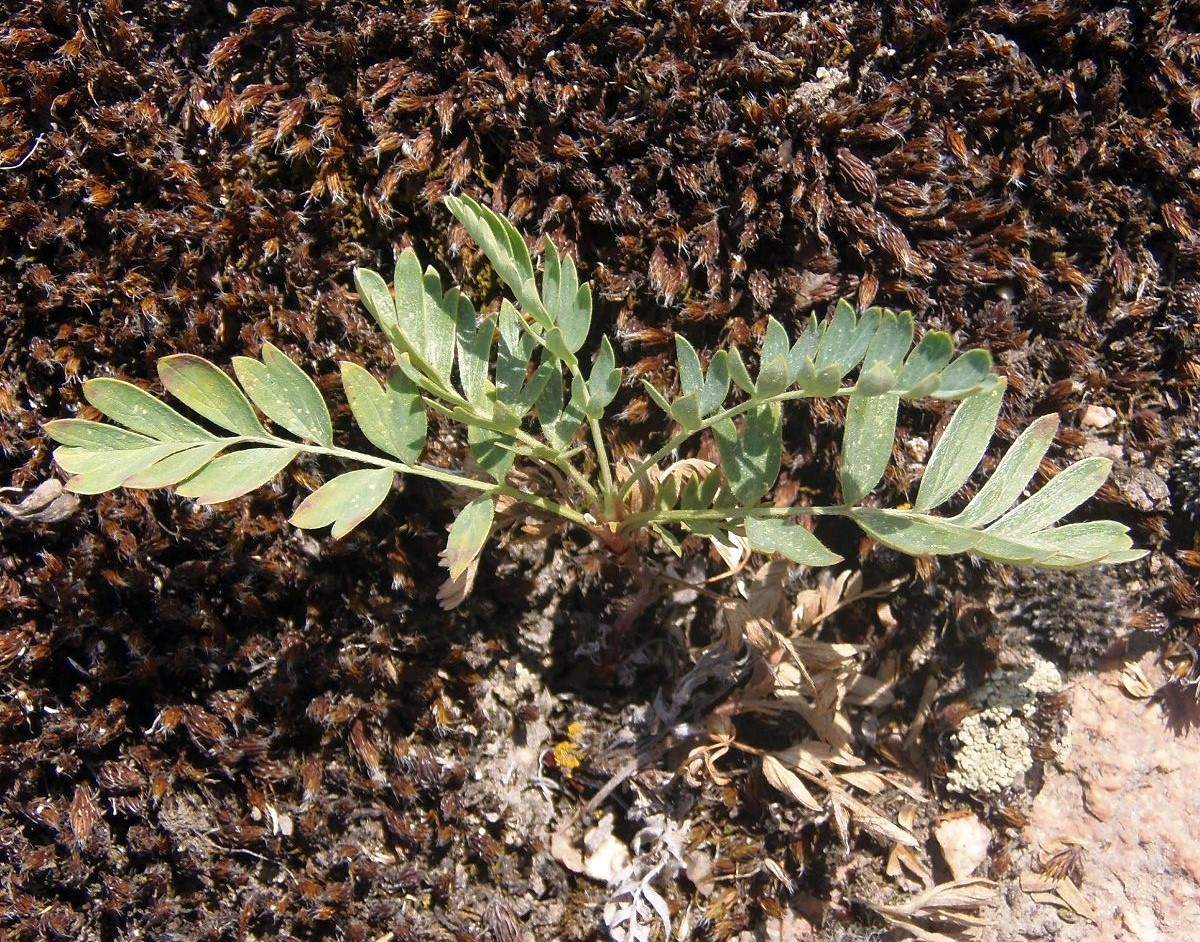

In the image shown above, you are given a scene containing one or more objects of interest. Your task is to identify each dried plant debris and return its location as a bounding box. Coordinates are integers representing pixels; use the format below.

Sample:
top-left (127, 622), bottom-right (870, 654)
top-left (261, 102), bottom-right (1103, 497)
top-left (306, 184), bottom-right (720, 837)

top-left (1, 0), bottom-right (1198, 938)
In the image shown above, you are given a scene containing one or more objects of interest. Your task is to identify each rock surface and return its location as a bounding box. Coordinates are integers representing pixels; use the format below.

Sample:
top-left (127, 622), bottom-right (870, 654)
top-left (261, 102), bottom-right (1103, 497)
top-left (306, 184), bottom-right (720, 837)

top-left (1014, 659), bottom-right (1200, 942)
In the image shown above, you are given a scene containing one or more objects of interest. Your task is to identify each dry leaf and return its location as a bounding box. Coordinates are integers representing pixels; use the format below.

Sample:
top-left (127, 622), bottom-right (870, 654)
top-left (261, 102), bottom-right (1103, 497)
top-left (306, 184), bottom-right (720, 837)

top-left (888, 843), bottom-right (935, 888)
top-left (829, 785), bottom-right (920, 848)
top-left (762, 754), bottom-right (823, 811)
top-left (1019, 871), bottom-right (1098, 923)
top-left (1119, 662), bottom-right (1156, 699)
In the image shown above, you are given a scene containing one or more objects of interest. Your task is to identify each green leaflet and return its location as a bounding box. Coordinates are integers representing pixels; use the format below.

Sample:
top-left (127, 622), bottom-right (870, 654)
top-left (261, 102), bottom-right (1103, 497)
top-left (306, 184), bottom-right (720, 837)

top-left (713, 403), bottom-right (782, 505)
top-left (469, 424), bottom-right (516, 482)
top-left (353, 267), bottom-right (400, 347)
top-left (45, 419), bottom-right (155, 450)
top-left (233, 344), bottom-right (333, 447)
top-left (543, 239), bottom-right (592, 353)
top-left (895, 331), bottom-right (953, 395)
top-left (158, 354), bottom-right (268, 437)
top-left (862, 311), bottom-right (914, 373)
top-left (815, 300), bottom-right (856, 374)
top-left (987, 456), bottom-right (1112, 535)
top-left (700, 350), bottom-right (731, 416)
top-left (914, 380), bottom-right (1006, 512)
top-left (536, 367), bottom-right (585, 448)
top-left (457, 313), bottom-right (496, 402)
top-left (340, 362), bottom-right (427, 463)
top-left (676, 335), bottom-right (704, 395)
top-left (949, 415), bottom-right (1058, 527)
top-left (176, 446), bottom-right (299, 504)
top-left (841, 392), bottom-right (899, 505)
top-left (123, 442), bottom-right (227, 489)
top-left (445, 194), bottom-right (547, 324)
top-left (745, 517), bottom-right (842, 566)
top-left (290, 467), bottom-right (395, 538)
top-left (441, 494), bottom-right (495, 580)
top-left (933, 349), bottom-right (994, 399)
top-left (585, 336), bottom-right (621, 419)
top-left (393, 249), bottom-right (461, 385)
top-left (57, 443), bottom-right (191, 494)
top-left (84, 378), bottom-right (216, 443)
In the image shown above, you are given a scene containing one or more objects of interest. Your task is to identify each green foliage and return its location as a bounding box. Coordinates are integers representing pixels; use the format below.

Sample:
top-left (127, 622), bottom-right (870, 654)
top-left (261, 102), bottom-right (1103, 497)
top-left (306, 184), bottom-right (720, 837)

top-left (44, 197), bottom-right (1144, 606)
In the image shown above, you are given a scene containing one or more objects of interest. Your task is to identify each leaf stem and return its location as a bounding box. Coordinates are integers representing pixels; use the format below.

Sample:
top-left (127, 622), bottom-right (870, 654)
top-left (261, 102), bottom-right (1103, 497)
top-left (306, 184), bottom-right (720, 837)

top-left (615, 503), bottom-right (849, 533)
top-left (237, 435), bottom-right (594, 528)
top-left (617, 388), bottom-right (835, 503)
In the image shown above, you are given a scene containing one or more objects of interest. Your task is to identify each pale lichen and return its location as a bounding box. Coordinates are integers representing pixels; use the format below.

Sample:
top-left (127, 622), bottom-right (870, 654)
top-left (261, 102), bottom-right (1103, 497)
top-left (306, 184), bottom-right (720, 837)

top-left (947, 659), bottom-right (1063, 795)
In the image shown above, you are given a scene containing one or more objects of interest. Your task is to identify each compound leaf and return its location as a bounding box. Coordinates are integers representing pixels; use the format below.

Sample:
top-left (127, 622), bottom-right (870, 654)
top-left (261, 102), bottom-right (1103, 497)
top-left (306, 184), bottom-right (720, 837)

top-left (290, 467), bottom-right (394, 538)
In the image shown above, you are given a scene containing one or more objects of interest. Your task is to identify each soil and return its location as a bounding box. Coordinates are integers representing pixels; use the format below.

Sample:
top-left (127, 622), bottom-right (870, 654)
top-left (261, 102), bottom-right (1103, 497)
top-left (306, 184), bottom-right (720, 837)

top-left (2, 2), bottom-right (1199, 940)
